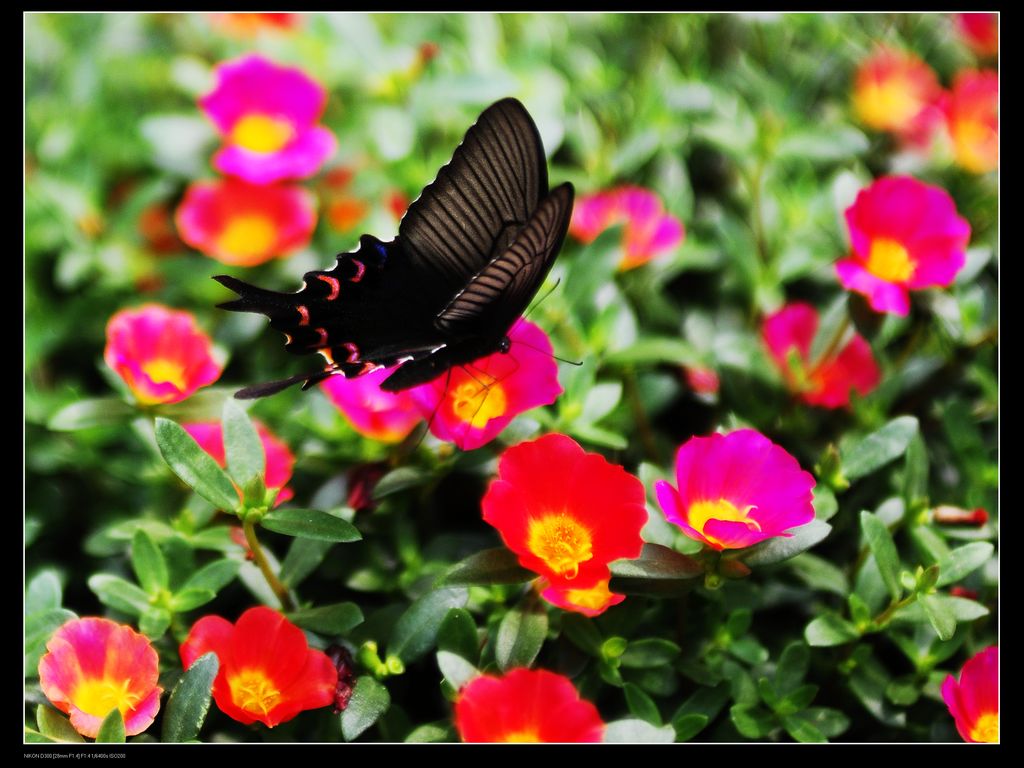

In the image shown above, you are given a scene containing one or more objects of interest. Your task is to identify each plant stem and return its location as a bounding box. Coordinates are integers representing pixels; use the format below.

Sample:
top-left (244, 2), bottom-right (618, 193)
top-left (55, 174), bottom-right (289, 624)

top-left (243, 517), bottom-right (294, 612)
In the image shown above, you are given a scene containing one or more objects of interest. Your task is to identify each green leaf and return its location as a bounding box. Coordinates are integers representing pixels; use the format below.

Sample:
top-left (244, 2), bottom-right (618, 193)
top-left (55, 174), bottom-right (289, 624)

top-left (180, 558), bottom-right (240, 593)
top-left (813, 487), bottom-right (839, 521)
top-left (775, 642), bottom-right (809, 696)
top-left (341, 676), bottom-right (390, 742)
top-left (95, 709), bottom-right (125, 743)
top-left (620, 638), bottom-right (680, 669)
top-left (404, 723), bottom-right (451, 743)
top-left (26, 570), bottom-right (62, 615)
top-left (25, 608), bottom-right (76, 674)
top-left (730, 704), bottom-right (774, 739)
top-left (436, 650), bottom-right (478, 690)
top-left (261, 508), bottom-right (362, 542)
top-left (603, 719), bottom-right (676, 743)
top-left (778, 683), bottom-right (818, 715)
top-left (372, 466), bottom-right (429, 500)
top-left (560, 613), bottom-right (604, 657)
top-left (139, 606), bottom-right (172, 638)
top-left (788, 553), bottom-right (848, 596)
top-left (624, 683), bottom-right (662, 725)
top-left (776, 124), bottom-right (868, 163)
top-left (578, 382), bottom-right (623, 424)
top-left (48, 397), bottom-right (136, 431)
top-left (88, 574), bottom-right (151, 615)
top-left (155, 418), bottom-right (239, 511)
top-left (281, 538), bottom-right (335, 589)
top-left (169, 588), bottom-right (217, 613)
top-left (437, 608), bottom-right (480, 664)
top-left (605, 337), bottom-right (698, 366)
top-left (671, 713), bottom-right (709, 742)
top-left (221, 399), bottom-right (264, 490)
top-left (288, 602), bottom-right (364, 635)
top-left (437, 547), bottom-right (535, 587)
top-left (805, 613), bottom-right (860, 646)
top-left (388, 587), bottom-right (469, 663)
top-left (162, 652), bottom-right (218, 743)
top-left (903, 433), bottom-right (929, 506)
top-left (673, 681), bottom-right (731, 722)
top-left (742, 519), bottom-right (832, 567)
top-left (842, 416), bottom-right (919, 481)
top-left (609, 543), bottom-right (702, 595)
top-left (131, 529), bottom-right (169, 594)
top-left (935, 542), bottom-right (995, 588)
top-left (781, 713), bottom-right (827, 743)
top-left (495, 602), bottom-right (548, 672)
top-left (921, 594), bottom-right (956, 641)
top-left (801, 707), bottom-right (850, 738)
top-left (35, 706), bottom-right (84, 743)
top-left (860, 511), bottom-right (902, 600)
top-left (849, 652), bottom-right (907, 727)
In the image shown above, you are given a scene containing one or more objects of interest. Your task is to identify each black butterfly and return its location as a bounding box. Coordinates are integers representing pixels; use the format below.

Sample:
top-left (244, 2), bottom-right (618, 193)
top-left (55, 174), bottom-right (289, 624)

top-left (214, 97), bottom-right (574, 398)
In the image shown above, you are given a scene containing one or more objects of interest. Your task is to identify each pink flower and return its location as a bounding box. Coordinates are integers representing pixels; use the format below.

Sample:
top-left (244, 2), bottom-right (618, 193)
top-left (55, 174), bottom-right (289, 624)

top-left (38, 618), bottom-right (162, 739)
top-left (183, 421), bottom-right (295, 505)
top-left (685, 366), bottom-right (720, 396)
top-left (836, 176), bottom-right (971, 316)
top-left (175, 178), bottom-right (317, 267)
top-left (953, 14), bottom-right (998, 58)
top-left (406, 320), bottom-right (562, 451)
top-left (200, 54), bottom-right (336, 184)
top-left (852, 47), bottom-right (944, 147)
top-left (942, 646), bottom-right (998, 743)
top-left (104, 304), bottom-right (222, 405)
top-left (655, 429), bottom-right (816, 551)
top-left (944, 69), bottom-right (998, 174)
top-left (320, 366), bottom-right (421, 443)
top-left (762, 302), bottom-right (880, 409)
top-left (569, 186), bottom-right (685, 270)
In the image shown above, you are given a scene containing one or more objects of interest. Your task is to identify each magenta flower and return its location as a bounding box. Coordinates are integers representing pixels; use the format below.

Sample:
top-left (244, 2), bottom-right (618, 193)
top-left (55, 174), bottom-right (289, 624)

top-left (569, 186), bottom-right (685, 270)
top-left (655, 429), bottom-right (816, 551)
top-left (836, 176), bottom-right (971, 316)
top-left (942, 646), bottom-right (998, 742)
top-left (406, 319), bottom-right (562, 451)
top-left (320, 366), bottom-right (422, 443)
top-left (763, 302), bottom-right (880, 409)
top-left (200, 54), bottom-right (337, 184)
top-left (183, 421), bottom-right (296, 505)
top-left (175, 178), bottom-right (317, 267)
top-left (104, 304), bottom-right (222, 405)
top-left (38, 618), bottom-right (162, 739)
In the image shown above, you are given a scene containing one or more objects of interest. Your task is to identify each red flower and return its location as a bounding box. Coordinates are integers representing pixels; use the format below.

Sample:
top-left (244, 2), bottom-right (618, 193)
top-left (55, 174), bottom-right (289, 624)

top-left (953, 14), bottom-right (998, 58)
top-left (207, 13), bottom-right (301, 37)
top-left (183, 421), bottom-right (295, 506)
top-left (763, 302), bottom-right (880, 408)
top-left (407, 320), bottom-right (562, 451)
top-left (685, 366), bottom-right (720, 396)
top-left (852, 47), bottom-right (943, 146)
top-left (175, 178), bottom-right (316, 267)
top-left (455, 668), bottom-right (604, 743)
top-left (180, 606), bottom-right (337, 728)
top-left (944, 69), bottom-right (998, 174)
top-left (38, 618), bottom-right (162, 739)
top-left (540, 578), bottom-right (625, 618)
top-left (942, 646), bottom-right (998, 743)
top-left (481, 433), bottom-right (646, 608)
top-left (104, 304), bottom-right (222, 405)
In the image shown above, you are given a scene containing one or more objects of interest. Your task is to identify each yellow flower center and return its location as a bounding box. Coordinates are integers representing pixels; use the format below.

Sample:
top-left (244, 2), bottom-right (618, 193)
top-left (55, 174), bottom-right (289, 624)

top-left (527, 513), bottom-right (593, 580)
top-left (855, 78), bottom-right (921, 130)
top-left (230, 114), bottom-right (294, 153)
top-left (970, 712), bottom-right (998, 743)
top-left (450, 379), bottom-right (507, 429)
top-left (952, 118), bottom-right (997, 174)
top-left (72, 676), bottom-right (142, 719)
top-left (141, 358), bottom-right (188, 390)
top-left (867, 238), bottom-right (915, 283)
top-left (217, 215), bottom-right (277, 260)
top-left (688, 498), bottom-right (760, 547)
top-left (502, 728), bottom-right (541, 743)
top-left (560, 580), bottom-right (615, 611)
top-left (229, 670), bottom-right (281, 717)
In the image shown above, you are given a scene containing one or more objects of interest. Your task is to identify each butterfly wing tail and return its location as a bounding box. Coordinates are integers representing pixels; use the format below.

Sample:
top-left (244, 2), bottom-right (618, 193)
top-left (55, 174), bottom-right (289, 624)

top-left (213, 275), bottom-right (298, 322)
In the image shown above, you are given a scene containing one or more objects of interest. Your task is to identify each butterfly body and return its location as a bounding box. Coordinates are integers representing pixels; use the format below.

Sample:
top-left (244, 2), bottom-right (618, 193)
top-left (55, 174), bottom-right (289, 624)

top-left (214, 98), bottom-right (573, 397)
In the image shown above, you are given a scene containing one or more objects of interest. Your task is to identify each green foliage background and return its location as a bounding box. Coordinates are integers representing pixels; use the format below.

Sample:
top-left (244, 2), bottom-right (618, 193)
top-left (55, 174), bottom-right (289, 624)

top-left (26, 13), bottom-right (997, 744)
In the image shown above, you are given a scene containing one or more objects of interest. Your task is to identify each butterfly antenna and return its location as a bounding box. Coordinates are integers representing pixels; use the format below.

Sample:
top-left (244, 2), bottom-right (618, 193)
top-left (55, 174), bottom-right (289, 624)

top-left (413, 367), bottom-right (454, 452)
top-left (508, 337), bottom-right (583, 366)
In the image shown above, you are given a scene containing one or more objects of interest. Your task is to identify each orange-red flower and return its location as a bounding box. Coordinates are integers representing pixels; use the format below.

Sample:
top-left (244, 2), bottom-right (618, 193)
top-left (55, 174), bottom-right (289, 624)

top-left (455, 668), bottom-right (604, 743)
top-left (942, 646), bottom-right (998, 743)
top-left (481, 433), bottom-right (646, 613)
top-left (569, 186), bottom-right (685, 270)
top-left (540, 578), bottom-right (625, 618)
top-left (953, 14), bottom-right (998, 58)
top-left (944, 69), bottom-right (998, 174)
top-left (763, 302), bottom-right (880, 408)
top-left (180, 606), bottom-right (337, 728)
top-left (207, 13), bottom-right (301, 38)
top-left (852, 47), bottom-right (943, 146)
top-left (104, 304), bottom-right (222, 405)
top-left (175, 178), bottom-right (317, 267)
top-left (183, 421), bottom-right (296, 505)
top-left (38, 618), bottom-right (162, 739)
